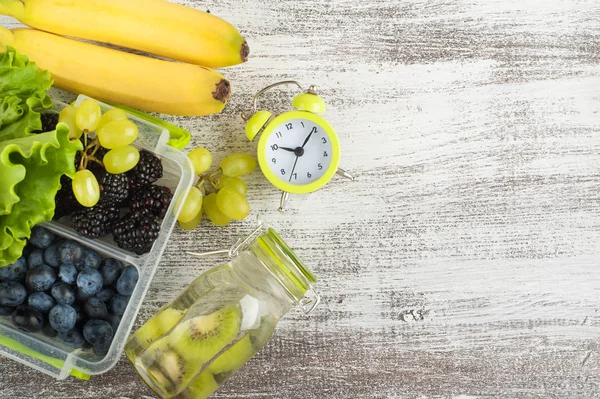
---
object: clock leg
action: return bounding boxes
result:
[336,167,356,181]
[278,191,290,212]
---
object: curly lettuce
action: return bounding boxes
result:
[0,124,81,266]
[0,46,53,141]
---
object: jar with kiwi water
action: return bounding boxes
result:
[125,222,320,399]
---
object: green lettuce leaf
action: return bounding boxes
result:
[0,123,81,266]
[0,46,53,142]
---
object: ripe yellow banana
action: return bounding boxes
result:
[0,0,249,68]
[0,27,231,116]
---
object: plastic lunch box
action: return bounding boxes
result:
[0,95,195,380]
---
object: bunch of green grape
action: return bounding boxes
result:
[60,99,140,207]
[178,149,257,229]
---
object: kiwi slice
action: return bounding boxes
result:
[208,334,255,375]
[140,339,201,397]
[133,308,187,349]
[168,306,241,365]
[179,371,219,399]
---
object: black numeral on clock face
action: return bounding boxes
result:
[271,144,279,151]
[318,163,323,170]
[324,151,328,157]
[322,137,327,144]
[280,169,286,175]
[286,123,293,130]
[307,172,312,178]
[272,158,276,164]
[276,132,282,138]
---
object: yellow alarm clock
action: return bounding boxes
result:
[242,81,355,211]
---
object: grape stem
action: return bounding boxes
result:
[195,178,206,193]
[196,173,221,194]
[78,133,104,170]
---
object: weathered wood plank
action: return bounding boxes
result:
[0,0,599,397]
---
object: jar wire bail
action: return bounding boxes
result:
[186,216,320,314]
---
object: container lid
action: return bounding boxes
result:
[257,228,316,295]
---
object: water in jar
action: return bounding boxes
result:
[124,264,281,399]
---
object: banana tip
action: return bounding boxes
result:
[213,79,231,103]
[241,41,250,62]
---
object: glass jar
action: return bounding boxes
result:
[125,223,319,399]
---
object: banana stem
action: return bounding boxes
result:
[0,0,24,19]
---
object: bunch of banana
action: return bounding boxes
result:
[0,0,249,116]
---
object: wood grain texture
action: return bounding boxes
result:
[1,0,600,397]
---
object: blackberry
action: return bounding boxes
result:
[129,185,173,219]
[126,150,163,188]
[72,205,120,239]
[54,175,81,220]
[98,172,130,206]
[32,113,59,133]
[113,212,161,255]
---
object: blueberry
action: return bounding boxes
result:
[29,226,55,249]
[42,323,58,338]
[0,306,14,316]
[109,295,129,316]
[0,257,28,282]
[26,265,57,292]
[58,264,78,285]
[95,287,116,304]
[99,259,122,286]
[116,266,138,296]
[12,306,44,333]
[72,303,84,326]
[104,313,120,332]
[28,292,55,314]
[51,282,76,306]
[93,343,111,357]
[59,328,85,348]
[27,249,45,269]
[75,288,93,304]
[83,319,114,348]
[77,268,103,296]
[49,304,77,332]
[59,240,84,266]
[83,297,108,319]
[44,243,62,268]
[81,248,101,269]
[0,282,27,307]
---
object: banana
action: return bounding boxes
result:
[0,28,231,116]
[0,0,249,68]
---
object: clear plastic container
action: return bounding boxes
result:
[125,223,320,399]
[0,95,195,379]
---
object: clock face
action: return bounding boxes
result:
[264,118,334,186]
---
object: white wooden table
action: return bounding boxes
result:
[1,0,599,397]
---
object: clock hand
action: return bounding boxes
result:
[279,147,296,152]
[289,156,299,182]
[301,128,315,148]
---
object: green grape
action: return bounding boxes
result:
[179,206,203,230]
[220,154,256,177]
[72,169,100,208]
[97,120,139,149]
[203,193,231,226]
[188,147,212,175]
[104,146,140,174]
[177,187,203,223]
[58,105,83,140]
[216,187,249,220]
[214,175,247,195]
[97,108,128,130]
[75,99,102,132]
